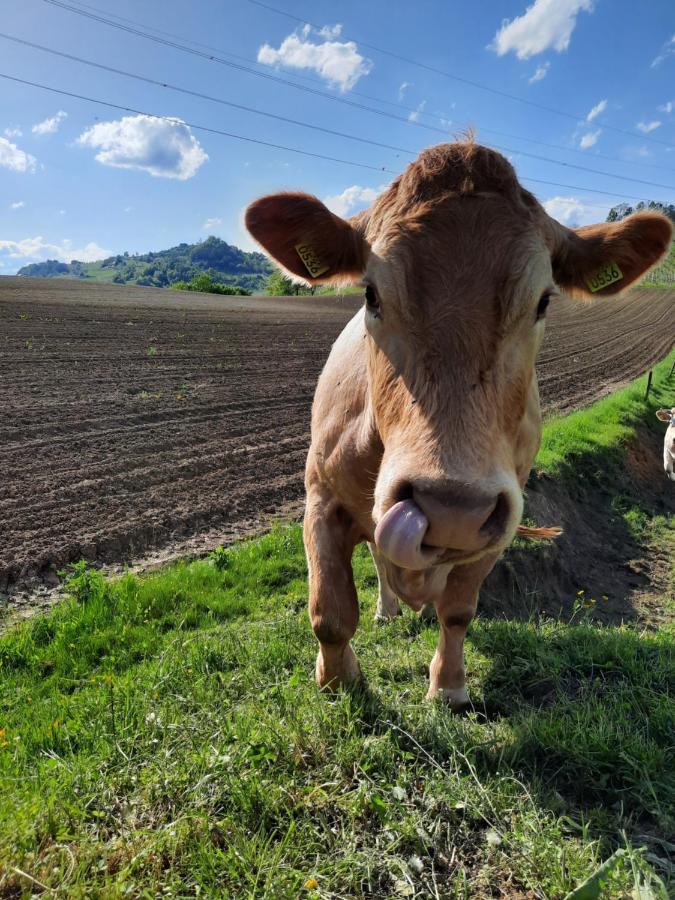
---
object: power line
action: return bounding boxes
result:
[42,0,675,171]
[47,0,446,124]
[0,72,396,173]
[41,0,462,137]
[0,71,657,203]
[7,32,675,195]
[0,33,417,158]
[44,0,675,174]
[248,0,675,150]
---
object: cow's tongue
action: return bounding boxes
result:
[375,500,433,570]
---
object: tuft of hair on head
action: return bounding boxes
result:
[516,524,563,540]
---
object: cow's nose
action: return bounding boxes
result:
[411,482,510,552]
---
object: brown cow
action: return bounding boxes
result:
[246,141,672,709]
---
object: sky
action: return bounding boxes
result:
[1,0,674,273]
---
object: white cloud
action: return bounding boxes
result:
[203,217,223,230]
[77,115,208,180]
[323,185,379,218]
[528,62,550,82]
[317,24,342,39]
[658,100,673,114]
[398,81,413,100]
[0,236,111,263]
[636,120,661,133]
[586,99,607,122]
[491,0,593,59]
[257,26,373,91]
[543,196,608,226]
[408,100,427,123]
[4,126,22,138]
[651,34,675,68]
[579,129,601,149]
[0,137,37,173]
[32,111,68,136]
[10,201,25,210]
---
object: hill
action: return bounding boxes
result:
[16,236,274,292]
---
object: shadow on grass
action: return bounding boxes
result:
[341,616,674,859]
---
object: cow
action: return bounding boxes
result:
[656,408,675,480]
[246,140,673,710]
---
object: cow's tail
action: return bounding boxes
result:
[516,524,563,540]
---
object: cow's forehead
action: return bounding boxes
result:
[365,197,552,311]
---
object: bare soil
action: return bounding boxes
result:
[1,278,673,616]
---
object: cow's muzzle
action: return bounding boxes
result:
[374,481,516,569]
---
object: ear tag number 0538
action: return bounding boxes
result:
[587,262,622,293]
[295,243,330,278]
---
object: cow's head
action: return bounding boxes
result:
[657,408,675,458]
[247,142,672,569]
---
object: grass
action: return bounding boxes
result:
[1,360,674,897]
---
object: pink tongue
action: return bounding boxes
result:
[374,500,431,570]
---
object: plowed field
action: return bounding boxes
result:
[1,278,673,598]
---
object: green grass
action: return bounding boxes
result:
[1,360,674,897]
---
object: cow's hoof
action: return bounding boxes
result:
[315,645,361,691]
[374,606,402,624]
[426,685,471,713]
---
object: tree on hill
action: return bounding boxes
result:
[16,236,274,292]
[266,268,314,296]
[607,200,675,223]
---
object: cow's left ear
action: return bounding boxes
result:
[549,212,672,298]
[245,191,370,284]
[656,409,673,422]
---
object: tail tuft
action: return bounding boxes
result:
[516,524,563,540]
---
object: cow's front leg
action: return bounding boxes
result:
[368,542,401,622]
[427,554,499,710]
[305,489,361,690]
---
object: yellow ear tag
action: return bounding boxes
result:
[295,243,330,278]
[587,262,623,293]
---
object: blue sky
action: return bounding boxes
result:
[1,0,674,273]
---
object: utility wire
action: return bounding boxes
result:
[0,71,657,203]
[0,72,395,173]
[248,0,675,150]
[6,32,675,195]
[44,0,446,123]
[42,0,675,167]
[42,0,675,174]
[0,34,417,158]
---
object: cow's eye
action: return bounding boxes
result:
[536,292,551,321]
[365,284,380,315]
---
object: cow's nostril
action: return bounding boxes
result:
[480,492,509,539]
[393,481,415,504]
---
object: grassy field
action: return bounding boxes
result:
[0,357,673,898]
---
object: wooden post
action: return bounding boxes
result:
[644,370,653,400]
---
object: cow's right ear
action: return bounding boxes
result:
[656,409,673,422]
[245,192,370,284]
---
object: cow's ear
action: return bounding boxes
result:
[245,192,370,284]
[549,212,672,298]
[656,409,673,422]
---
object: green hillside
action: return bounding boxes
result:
[17,236,274,293]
